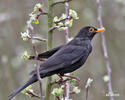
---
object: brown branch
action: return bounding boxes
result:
[49,16,72,32]
[41,12,48,15]
[28,25,44,100]
[49,25,66,32]
[27,90,40,98]
[64,1,70,100]
[85,78,93,100]
[32,36,47,42]
[51,78,71,85]
[54,16,72,24]
[49,26,57,32]
[36,12,48,19]
[85,87,89,100]
[56,96,61,100]
[52,0,72,7]
[96,0,114,100]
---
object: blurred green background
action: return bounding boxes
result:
[0,0,125,100]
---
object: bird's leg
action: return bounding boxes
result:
[63,74,80,85]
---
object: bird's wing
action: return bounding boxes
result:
[30,45,90,75]
[29,45,64,60]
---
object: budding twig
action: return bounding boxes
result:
[54,16,72,24]
[31,36,47,42]
[96,0,114,100]
[26,89,40,98]
[49,25,65,32]
[27,8,44,99]
[64,1,70,100]
[29,28,44,100]
[85,78,93,100]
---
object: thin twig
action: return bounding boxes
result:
[54,16,72,24]
[85,87,89,100]
[85,78,93,100]
[41,12,48,15]
[36,12,48,19]
[32,36,47,42]
[29,25,43,100]
[49,16,72,32]
[52,0,72,7]
[64,1,70,100]
[56,96,61,100]
[27,90,40,98]
[49,25,65,32]
[49,26,58,32]
[96,0,114,100]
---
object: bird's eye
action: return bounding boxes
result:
[89,28,95,33]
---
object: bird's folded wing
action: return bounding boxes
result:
[29,45,64,60]
[30,45,89,75]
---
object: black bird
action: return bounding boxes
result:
[9,26,105,99]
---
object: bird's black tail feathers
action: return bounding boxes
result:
[9,76,37,100]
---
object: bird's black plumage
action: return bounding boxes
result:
[9,26,105,100]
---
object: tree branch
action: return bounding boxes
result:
[85,78,93,100]
[54,16,72,24]
[49,25,65,32]
[48,16,72,32]
[29,27,44,100]
[64,1,70,100]
[32,36,47,42]
[45,0,54,100]
[96,0,114,100]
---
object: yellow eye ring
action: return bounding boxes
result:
[89,28,95,33]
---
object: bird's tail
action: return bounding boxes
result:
[9,76,37,100]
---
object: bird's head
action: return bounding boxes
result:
[77,26,105,40]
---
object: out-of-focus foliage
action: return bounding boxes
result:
[0,0,125,100]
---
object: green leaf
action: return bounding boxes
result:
[71,73,75,76]
[58,22,63,26]
[60,13,67,20]
[58,27,68,31]
[34,3,43,12]
[33,19,39,24]
[69,9,79,20]
[21,85,32,94]
[65,19,73,27]
[51,88,63,96]
[53,16,59,22]
[73,87,80,94]
[70,79,77,86]
[58,88,63,95]
[22,51,30,60]
[21,31,30,41]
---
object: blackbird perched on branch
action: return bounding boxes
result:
[9,26,105,100]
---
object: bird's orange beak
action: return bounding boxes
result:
[96,27,105,33]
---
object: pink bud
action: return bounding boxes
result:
[39,8,42,12]
[35,15,39,19]
[69,14,72,17]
